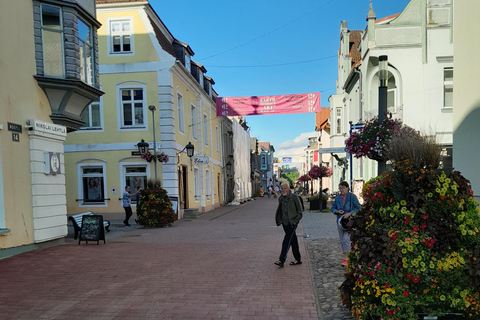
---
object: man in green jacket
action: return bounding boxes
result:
[274,182,303,268]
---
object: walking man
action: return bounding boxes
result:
[274,182,303,267]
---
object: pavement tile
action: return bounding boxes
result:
[0,196,355,320]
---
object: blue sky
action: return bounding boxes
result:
[150,0,411,165]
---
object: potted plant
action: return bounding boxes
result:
[308,165,333,210]
[340,127,480,319]
[136,180,176,227]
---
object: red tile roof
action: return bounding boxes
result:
[315,108,330,131]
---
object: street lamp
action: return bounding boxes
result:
[149,105,158,181]
[378,55,388,174]
[176,142,195,164]
[137,139,149,154]
[185,142,194,158]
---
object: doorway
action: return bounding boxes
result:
[178,165,188,209]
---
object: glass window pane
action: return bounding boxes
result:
[123,35,131,51]
[78,20,90,42]
[444,68,453,81]
[113,36,121,52]
[91,104,101,127]
[123,104,132,125]
[112,22,120,33]
[122,22,130,32]
[43,30,63,76]
[122,90,131,100]
[80,107,89,126]
[133,89,142,100]
[84,177,103,201]
[444,86,453,107]
[83,167,102,174]
[42,5,61,29]
[126,167,146,173]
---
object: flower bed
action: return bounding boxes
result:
[340,159,480,319]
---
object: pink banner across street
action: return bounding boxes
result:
[216,92,321,117]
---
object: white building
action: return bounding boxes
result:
[330,0,453,188]
[453,0,480,201]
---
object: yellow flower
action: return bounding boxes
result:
[402,249,407,254]
[436,188,441,193]
[427,192,433,197]
[390,213,395,218]
[400,200,407,206]
[445,178,451,183]
[462,230,467,236]
[440,295,446,301]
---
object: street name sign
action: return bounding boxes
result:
[318,147,347,154]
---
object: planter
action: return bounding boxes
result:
[309,198,321,211]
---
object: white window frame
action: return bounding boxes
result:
[191,104,197,140]
[107,17,134,56]
[117,84,147,131]
[120,163,149,205]
[216,126,219,153]
[41,4,65,77]
[199,73,204,88]
[203,113,208,145]
[177,93,185,133]
[206,168,211,201]
[443,67,453,108]
[77,163,107,207]
[194,167,199,202]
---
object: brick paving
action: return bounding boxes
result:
[0,197,326,320]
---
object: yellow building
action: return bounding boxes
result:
[64,0,225,220]
[0,0,102,255]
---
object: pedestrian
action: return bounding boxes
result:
[122,185,139,227]
[268,185,272,198]
[274,185,280,199]
[331,181,361,266]
[274,182,303,268]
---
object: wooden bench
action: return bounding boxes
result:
[68,212,110,239]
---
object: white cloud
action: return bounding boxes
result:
[275,131,316,167]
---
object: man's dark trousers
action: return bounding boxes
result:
[279,223,301,263]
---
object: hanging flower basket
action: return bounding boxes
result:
[345,116,403,162]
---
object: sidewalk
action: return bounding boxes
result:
[1,197,322,320]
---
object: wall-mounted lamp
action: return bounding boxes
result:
[177,142,195,164]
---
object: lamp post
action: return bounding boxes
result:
[148,105,157,181]
[378,55,388,174]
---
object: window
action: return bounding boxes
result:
[80,100,102,130]
[120,88,145,128]
[109,19,132,54]
[199,73,204,88]
[203,114,208,145]
[78,19,94,85]
[336,108,342,134]
[177,93,184,133]
[41,4,64,76]
[206,169,211,201]
[191,105,197,139]
[185,54,191,72]
[123,166,147,204]
[80,166,105,204]
[444,67,453,108]
[194,168,199,201]
[216,126,219,153]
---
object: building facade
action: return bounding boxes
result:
[330,0,454,189]
[64,0,225,220]
[0,0,102,254]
